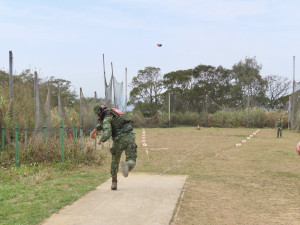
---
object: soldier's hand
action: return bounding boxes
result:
[97,140,101,145]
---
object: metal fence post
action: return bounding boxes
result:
[15,124,19,167]
[80,126,83,152]
[60,121,64,162]
[1,126,4,152]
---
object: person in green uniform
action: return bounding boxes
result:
[276,118,283,138]
[91,104,137,190]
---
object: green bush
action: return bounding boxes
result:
[129,108,288,128]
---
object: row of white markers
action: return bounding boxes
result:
[236,129,261,147]
[141,129,149,157]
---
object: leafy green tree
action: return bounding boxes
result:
[231,57,268,108]
[163,69,194,112]
[0,70,9,85]
[129,67,163,117]
[162,65,234,113]
[192,65,233,112]
[47,78,77,108]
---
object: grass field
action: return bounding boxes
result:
[134,127,300,225]
[1,127,300,225]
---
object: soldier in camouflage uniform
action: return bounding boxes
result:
[276,118,283,138]
[91,104,137,190]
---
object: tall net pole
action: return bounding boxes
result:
[103,54,106,82]
[33,72,40,135]
[79,87,82,125]
[205,94,208,127]
[58,86,63,120]
[102,54,113,107]
[9,51,13,121]
[291,56,295,129]
[125,67,127,113]
[45,82,52,129]
[111,62,115,107]
[94,91,97,124]
[169,93,171,127]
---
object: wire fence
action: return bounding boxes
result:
[0,122,111,167]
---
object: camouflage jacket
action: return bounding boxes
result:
[276,120,283,128]
[95,114,133,142]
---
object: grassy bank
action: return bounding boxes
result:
[0,153,111,225]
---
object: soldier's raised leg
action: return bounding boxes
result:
[122,132,137,177]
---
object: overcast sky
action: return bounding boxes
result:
[1,0,299,98]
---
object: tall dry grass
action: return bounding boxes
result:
[0,136,103,168]
[130,108,288,128]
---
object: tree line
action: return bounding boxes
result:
[129,57,291,117]
[0,56,291,128]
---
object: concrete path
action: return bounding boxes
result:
[42,173,187,225]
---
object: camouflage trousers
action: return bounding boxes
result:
[110,131,137,177]
[277,127,282,138]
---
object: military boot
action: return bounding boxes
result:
[127,160,136,172]
[111,176,117,190]
[121,161,129,177]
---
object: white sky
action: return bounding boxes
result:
[0,0,299,98]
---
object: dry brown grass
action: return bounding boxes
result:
[132,127,300,225]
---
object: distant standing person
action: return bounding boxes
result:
[276,118,283,138]
[90,104,137,191]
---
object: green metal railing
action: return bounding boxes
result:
[80,126,83,152]
[0,122,105,167]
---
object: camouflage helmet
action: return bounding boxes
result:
[94,104,107,115]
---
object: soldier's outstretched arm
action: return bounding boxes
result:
[90,129,98,139]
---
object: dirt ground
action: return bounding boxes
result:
[132,127,300,225]
[43,127,300,225]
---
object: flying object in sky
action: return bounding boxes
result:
[157,44,162,47]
